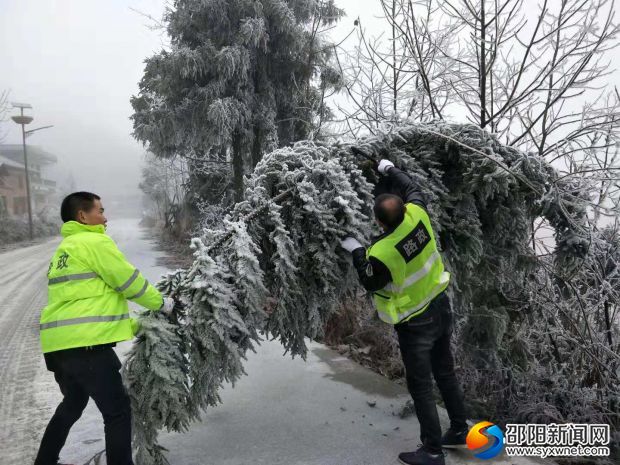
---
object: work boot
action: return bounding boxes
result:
[398,444,445,465]
[441,426,469,449]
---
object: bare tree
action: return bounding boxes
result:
[333,0,620,221]
[333,1,463,135]
[139,153,191,229]
[0,90,10,143]
[437,0,619,155]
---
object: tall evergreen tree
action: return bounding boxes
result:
[131,0,344,203]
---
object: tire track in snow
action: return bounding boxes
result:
[0,240,59,465]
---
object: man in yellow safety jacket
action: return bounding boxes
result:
[34,192,174,465]
[340,160,469,465]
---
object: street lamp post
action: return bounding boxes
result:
[10,102,53,240]
[11,103,35,239]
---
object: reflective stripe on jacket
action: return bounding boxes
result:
[40,221,164,353]
[366,203,450,324]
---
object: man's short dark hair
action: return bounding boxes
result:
[374,194,405,229]
[60,192,100,222]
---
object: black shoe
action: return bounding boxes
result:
[441,426,469,449]
[398,445,445,465]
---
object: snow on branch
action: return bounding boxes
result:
[124,121,589,464]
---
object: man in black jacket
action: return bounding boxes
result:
[340,159,469,465]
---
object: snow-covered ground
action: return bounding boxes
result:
[0,218,550,465]
[0,235,59,465]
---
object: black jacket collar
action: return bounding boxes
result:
[370,223,400,246]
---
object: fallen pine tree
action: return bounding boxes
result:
[123,121,591,464]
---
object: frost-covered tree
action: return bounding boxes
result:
[131,0,344,203]
[124,121,593,464]
[335,0,620,226]
[139,153,189,231]
[505,223,620,421]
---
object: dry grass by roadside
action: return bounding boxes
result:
[0,234,59,254]
[141,219,195,269]
[0,216,60,249]
[323,293,406,382]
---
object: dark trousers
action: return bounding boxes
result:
[34,346,134,465]
[394,291,468,454]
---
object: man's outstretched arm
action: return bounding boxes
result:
[84,235,164,311]
[386,166,428,209]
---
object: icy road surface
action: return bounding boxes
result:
[0,219,549,465]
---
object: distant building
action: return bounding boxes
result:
[0,145,58,217]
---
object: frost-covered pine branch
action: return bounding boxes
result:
[124,121,590,464]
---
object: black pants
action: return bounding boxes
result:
[394,291,468,454]
[34,345,134,465]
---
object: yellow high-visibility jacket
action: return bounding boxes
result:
[40,221,163,353]
[366,203,450,324]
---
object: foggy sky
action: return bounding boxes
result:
[1,0,617,217]
[0,0,169,210]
